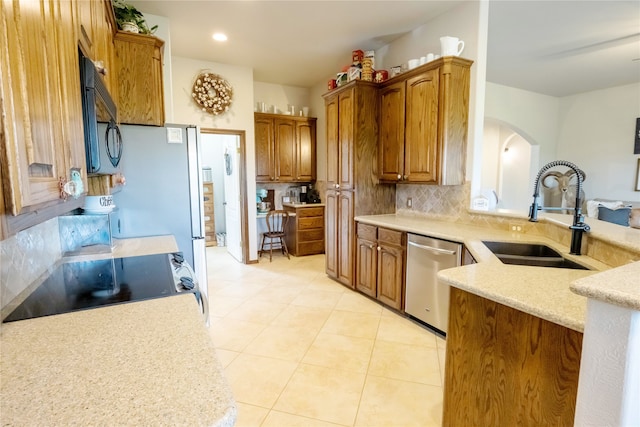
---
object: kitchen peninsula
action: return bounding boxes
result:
[355,211,640,425]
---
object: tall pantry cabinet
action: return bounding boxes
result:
[323,81,396,288]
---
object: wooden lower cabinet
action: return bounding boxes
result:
[284,205,324,256]
[355,223,405,310]
[443,288,582,427]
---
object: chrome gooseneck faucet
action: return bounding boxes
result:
[528,160,590,255]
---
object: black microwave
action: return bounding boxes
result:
[79,54,122,175]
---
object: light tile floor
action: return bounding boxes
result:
[206,247,446,427]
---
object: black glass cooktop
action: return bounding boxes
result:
[3,253,179,323]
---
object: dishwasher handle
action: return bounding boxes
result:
[408,240,458,256]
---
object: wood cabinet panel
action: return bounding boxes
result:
[0,0,86,219]
[355,236,377,298]
[274,119,296,181]
[325,95,339,188]
[378,82,405,181]
[296,120,316,181]
[255,113,316,183]
[255,117,275,182]
[325,191,338,278]
[355,222,405,310]
[323,81,396,288]
[405,69,439,183]
[337,89,354,190]
[443,288,582,427]
[297,206,324,217]
[336,191,354,286]
[114,31,165,126]
[283,205,324,256]
[377,243,404,310]
[298,216,323,230]
[378,57,472,185]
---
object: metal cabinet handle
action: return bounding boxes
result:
[397,174,401,180]
[408,241,457,255]
[335,184,340,189]
[377,246,381,251]
[369,244,374,249]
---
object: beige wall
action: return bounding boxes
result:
[170,56,260,260]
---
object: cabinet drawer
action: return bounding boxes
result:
[297,207,324,218]
[203,204,214,215]
[298,241,325,255]
[357,223,377,241]
[299,229,324,242]
[202,183,213,193]
[299,217,324,230]
[378,227,404,246]
[205,223,215,233]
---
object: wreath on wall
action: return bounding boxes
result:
[191,71,233,116]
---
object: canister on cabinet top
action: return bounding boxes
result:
[328,79,337,90]
[352,49,364,65]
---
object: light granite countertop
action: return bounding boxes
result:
[0,235,236,427]
[355,214,626,332]
[282,202,326,208]
[1,294,236,426]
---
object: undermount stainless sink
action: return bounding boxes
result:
[482,241,590,270]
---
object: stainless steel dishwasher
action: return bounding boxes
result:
[405,234,462,335]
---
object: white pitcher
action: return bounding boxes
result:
[440,36,465,56]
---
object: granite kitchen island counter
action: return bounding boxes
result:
[355,213,625,332]
[1,294,236,426]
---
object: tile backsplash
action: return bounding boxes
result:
[396,182,471,221]
[0,217,62,310]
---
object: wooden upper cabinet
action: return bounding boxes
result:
[0,0,85,218]
[379,82,405,181]
[405,69,440,183]
[337,88,354,190]
[274,119,296,181]
[378,57,472,185]
[77,0,117,96]
[295,120,316,182]
[255,116,275,182]
[254,113,316,183]
[325,87,355,190]
[325,95,339,188]
[114,31,165,126]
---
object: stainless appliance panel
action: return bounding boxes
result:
[405,234,462,334]
[111,124,208,300]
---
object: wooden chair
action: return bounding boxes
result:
[260,210,290,261]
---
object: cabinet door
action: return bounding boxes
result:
[1,0,69,214]
[255,117,275,182]
[295,119,316,181]
[114,32,165,126]
[55,0,87,184]
[356,236,377,298]
[325,94,339,188]
[274,118,296,182]
[404,69,440,183]
[338,88,354,190]
[325,190,338,279]
[377,243,405,310]
[336,190,354,287]
[378,82,405,182]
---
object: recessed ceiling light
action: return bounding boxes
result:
[212,33,227,42]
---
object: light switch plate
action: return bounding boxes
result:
[166,127,183,144]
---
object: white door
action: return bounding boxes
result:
[223,136,243,262]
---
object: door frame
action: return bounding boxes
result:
[200,128,249,264]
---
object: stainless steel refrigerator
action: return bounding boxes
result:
[110,124,208,298]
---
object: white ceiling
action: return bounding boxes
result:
[130,0,640,97]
